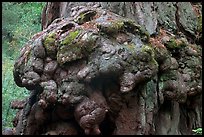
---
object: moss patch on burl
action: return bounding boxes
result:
[57,29,82,65]
[141,45,155,59]
[75,10,97,25]
[57,29,99,65]
[135,44,155,62]
[60,29,81,46]
[97,20,124,35]
[97,19,149,42]
[43,32,57,59]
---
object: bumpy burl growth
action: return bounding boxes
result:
[11,5,202,135]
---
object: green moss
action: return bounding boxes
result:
[98,19,149,42]
[98,20,125,35]
[59,43,81,55]
[126,44,156,63]
[139,28,150,42]
[60,29,81,46]
[57,42,84,65]
[123,20,150,42]
[57,30,99,65]
[141,45,155,59]
[165,38,187,49]
[43,32,57,56]
[124,19,141,31]
[76,13,85,24]
[57,29,83,65]
[44,32,56,46]
[75,10,96,24]
[153,46,170,63]
[112,20,124,32]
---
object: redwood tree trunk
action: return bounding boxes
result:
[6,2,202,135]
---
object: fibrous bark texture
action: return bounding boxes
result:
[5,2,202,135]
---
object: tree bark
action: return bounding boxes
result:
[6,2,202,135]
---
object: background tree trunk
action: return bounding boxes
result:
[7,2,202,135]
[42,2,200,40]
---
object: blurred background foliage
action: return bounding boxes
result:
[2,2,45,129]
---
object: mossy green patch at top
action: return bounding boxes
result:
[57,29,83,65]
[59,42,82,55]
[141,45,155,59]
[57,43,84,65]
[43,32,58,58]
[112,20,125,32]
[75,12,85,24]
[75,10,97,25]
[60,29,81,46]
[97,18,149,42]
[97,20,125,35]
[57,30,99,65]
[44,32,56,46]
[139,45,158,68]
[43,32,56,51]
